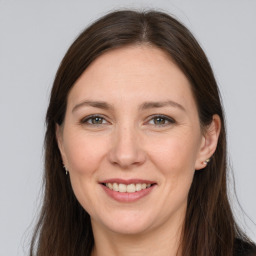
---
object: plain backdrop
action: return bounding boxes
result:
[0,0,255,255]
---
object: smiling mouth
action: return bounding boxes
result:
[102,183,155,193]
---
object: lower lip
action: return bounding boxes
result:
[101,184,155,202]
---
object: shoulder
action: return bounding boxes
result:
[234,238,256,256]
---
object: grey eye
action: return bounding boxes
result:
[148,115,175,126]
[81,115,108,125]
[153,117,167,125]
[90,117,104,124]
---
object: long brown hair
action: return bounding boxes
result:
[30,10,252,256]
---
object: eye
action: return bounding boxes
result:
[81,115,108,126]
[147,115,175,127]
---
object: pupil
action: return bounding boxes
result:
[92,117,102,124]
[155,117,165,124]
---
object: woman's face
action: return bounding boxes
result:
[57,45,211,235]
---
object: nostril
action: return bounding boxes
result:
[108,148,147,169]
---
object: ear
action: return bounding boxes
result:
[195,114,221,170]
[56,124,68,167]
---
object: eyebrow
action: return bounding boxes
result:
[72,100,185,113]
[72,101,114,113]
[139,100,185,112]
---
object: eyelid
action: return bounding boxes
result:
[79,114,175,127]
[146,114,176,126]
[80,114,110,125]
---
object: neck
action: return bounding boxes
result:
[91,216,184,256]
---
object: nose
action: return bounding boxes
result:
[107,125,146,169]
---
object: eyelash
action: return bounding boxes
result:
[80,114,175,127]
[80,114,108,126]
[147,115,175,127]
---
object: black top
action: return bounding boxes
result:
[234,239,256,256]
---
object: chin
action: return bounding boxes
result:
[93,210,156,235]
[106,222,151,235]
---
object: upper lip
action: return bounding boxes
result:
[100,178,156,185]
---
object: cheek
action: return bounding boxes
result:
[148,132,200,201]
[63,131,109,174]
[141,134,198,223]
[63,132,110,215]
[149,132,200,175]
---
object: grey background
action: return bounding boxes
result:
[0,0,255,255]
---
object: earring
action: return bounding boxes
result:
[63,165,68,175]
[203,158,211,165]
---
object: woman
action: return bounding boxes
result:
[30,10,256,256]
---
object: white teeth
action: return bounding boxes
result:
[113,183,119,192]
[135,183,142,191]
[105,182,152,193]
[119,184,127,193]
[127,184,136,193]
[107,183,113,190]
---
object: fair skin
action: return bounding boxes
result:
[57,45,221,256]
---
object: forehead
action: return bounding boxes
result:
[68,45,196,112]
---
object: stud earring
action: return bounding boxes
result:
[203,158,211,165]
[63,165,68,175]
